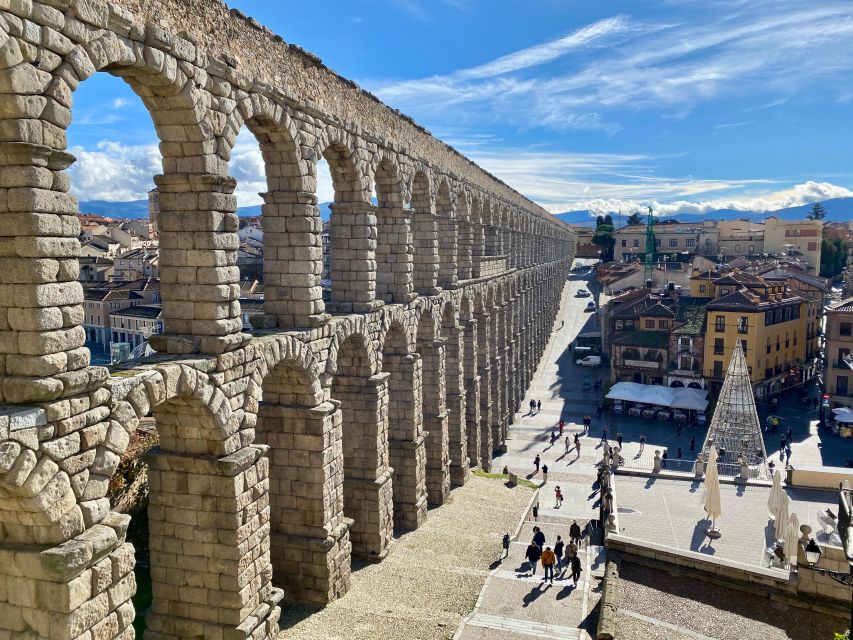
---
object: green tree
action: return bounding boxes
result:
[808,202,827,220]
[592,213,616,261]
[820,236,849,278]
[626,212,643,225]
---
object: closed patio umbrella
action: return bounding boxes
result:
[785,512,800,569]
[774,492,790,543]
[705,447,722,536]
[767,469,784,519]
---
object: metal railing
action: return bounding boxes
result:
[615,456,771,481]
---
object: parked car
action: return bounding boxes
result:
[576,288,591,297]
[576,355,602,367]
[585,301,597,311]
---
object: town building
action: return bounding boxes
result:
[571,226,598,258]
[714,220,765,259]
[109,305,163,350]
[702,273,812,398]
[825,298,853,410]
[613,220,711,262]
[113,248,159,280]
[763,216,822,273]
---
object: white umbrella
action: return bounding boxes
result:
[774,492,790,543]
[785,512,800,569]
[704,447,722,535]
[767,469,784,519]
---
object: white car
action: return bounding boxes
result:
[585,301,597,311]
[576,355,602,367]
[575,288,591,297]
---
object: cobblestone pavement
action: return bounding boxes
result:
[456,273,608,640]
[617,562,846,640]
[277,474,534,640]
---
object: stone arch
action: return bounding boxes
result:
[331,332,393,557]
[441,299,468,486]
[415,304,449,505]
[410,169,440,294]
[456,189,474,280]
[670,380,685,387]
[373,154,414,303]
[435,178,458,288]
[381,320,427,530]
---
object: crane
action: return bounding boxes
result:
[644,205,655,286]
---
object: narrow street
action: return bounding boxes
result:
[455,264,608,640]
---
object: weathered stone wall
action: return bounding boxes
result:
[0,1,574,638]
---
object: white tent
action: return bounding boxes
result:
[705,447,722,534]
[606,382,647,403]
[833,407,853,424]
[670,388,709,411]
[606,382,708,412]
[774,492,790,543]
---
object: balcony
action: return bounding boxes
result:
[623,359,660,370]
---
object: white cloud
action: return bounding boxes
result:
[68,140,161,201]
[111,97,129,109]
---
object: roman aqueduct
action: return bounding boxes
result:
[0,1,575,638]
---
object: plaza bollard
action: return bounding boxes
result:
[694,452,706,479]
[653,450,662,474]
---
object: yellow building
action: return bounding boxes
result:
[763,216,822,273]
[703,275,808,399]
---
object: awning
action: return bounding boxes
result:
[833,407,853,423]
[607,381,708,412]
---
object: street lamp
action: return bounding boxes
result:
[803,538,853,632]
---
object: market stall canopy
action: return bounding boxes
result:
[606,382,708,412]
[833,407,853,423]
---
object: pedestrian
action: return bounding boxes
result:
[662,450,668,469]
[677,447,683,459]
[501,533,510,559]
[616,433,623,448]
[532,503,539,521]
[555,485,563,507]
[550,429,557,444]
[525,541,541,575]
[601,427,608,444]
[786,446,792,464]
[542,464,549,484]
[537,400,542,413]
[568,539,578,560]
[503,465,509,475]
[596,404,603,419]
[534,454,541,473]
[569,520,582,545]
[780,436,786,452]
[533,525,545,549]
[559,419,564,436]
[575,439,581,457]
[639,434,646,453]
[529,399,535,413]
[555,535,565,571]
[571,554,583,586]
[690,436,696,453]
[565,436,571,455]
[541,546,556,583]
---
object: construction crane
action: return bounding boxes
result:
[644,205,655,286]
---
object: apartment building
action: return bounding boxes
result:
[764,216,822,273]
[826,299,853,410]
[109,305,163,349]
[614,220,708,262]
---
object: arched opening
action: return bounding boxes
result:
[374,159,414,303]
[382,322,427,530]
[323,141,378,313]
[436,180,457,288]
[670,380,685,388]
[457,193,473,280]
[331,334,394,557]
[411,171,439,295]
[417,309,450,505]
[460,295,481,469]
[489,286,506,452]
[470,198,485,278]
[442,302,468,486]
[688,382,703,389]
[475,289,494,469]
[256,354,350,603]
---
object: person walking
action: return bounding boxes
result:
[662,449,668,469]
[525,541,541,575]
[542,464,549,485]
[555,485,563,508]
[533,526,545,549]
[541,546,556,583]
[616,432,623,448]
[565,436,571,455]
[555,535,565,571]
[501,533,510,559]
[569,520,582,546]
[571,554,583,586]
[532,503,539,521]
[534,454,541,473]
[529,399,535,414]
[567,539,578,562]
[639,434,646,453]
[575,438,582,457]
[537,400,542,413]
[600,426,608,445]
[690,436,696,453]
[559,418,564,436]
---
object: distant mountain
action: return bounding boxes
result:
[79,200,334,221]
[555,197,853,227]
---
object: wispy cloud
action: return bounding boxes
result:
[712,121,754,134]
[387,0,429,21]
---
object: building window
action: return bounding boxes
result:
[713,360,723,377]
[659,320,669,329]
[685,239,695,247]
[842,322,852,337]
[699,285,707,293]
[737,316,748,334]
[633,239,639,247]
[838,376,849,396]
[679,355,692,370]
[714,338,724,355]
[715,316,725,332]
[621,239,627,247]
[655,238,661,247]
[741,339,747,353]
[766,341,771,354]
[615,320,623,330]
[645,319,655,328]
[669,238,678,248]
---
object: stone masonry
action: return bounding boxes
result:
[0,1,575,639]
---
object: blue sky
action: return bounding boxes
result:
[67,0,853,216]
